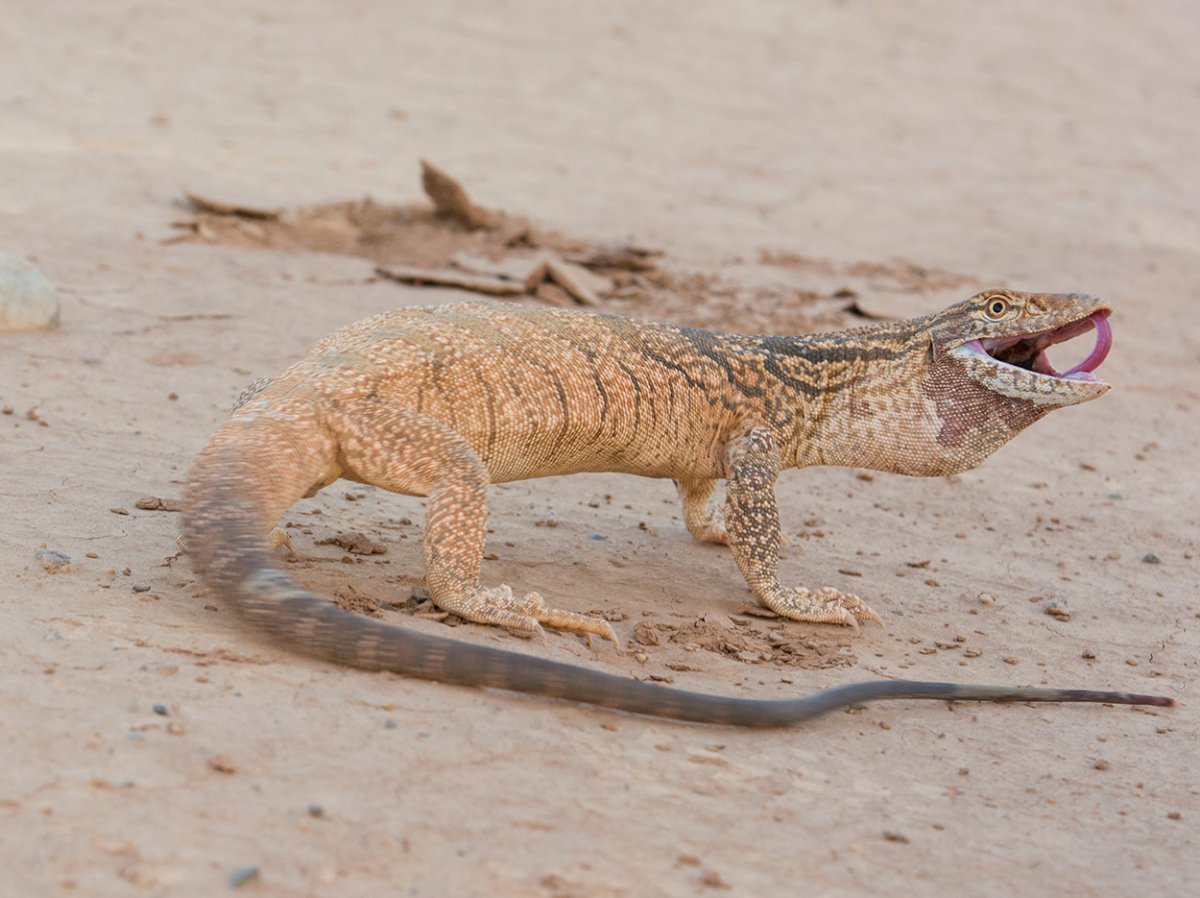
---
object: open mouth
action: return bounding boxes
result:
[965,310,1112,383]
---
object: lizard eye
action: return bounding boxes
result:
[984,297,1009,319]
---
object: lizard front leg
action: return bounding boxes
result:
[723,427,881,628]
[333,403,617,645]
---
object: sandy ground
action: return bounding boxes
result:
[1,2,1198,895]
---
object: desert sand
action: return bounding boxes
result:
[1,2,1196,895]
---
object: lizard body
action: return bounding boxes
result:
[183,291,1175,725]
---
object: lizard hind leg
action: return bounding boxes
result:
[332,403,617,646]
[676,477,790,547]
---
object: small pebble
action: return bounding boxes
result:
[228,866,260,888]
[1094,759,1110,771]
[1044,599,1072,621]
[1081,648,1096,659]
[152,704,169,716]
[35,548,72,573]
[978,593,995,606]
[882,831,910,844]
[208,753,237,774]
[699,869,730,889]
[308,804,324,818]
[1141,553,1161,565]
[132,584,151,593]
[0,251,60,331]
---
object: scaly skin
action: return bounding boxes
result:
[183,290,1175,725]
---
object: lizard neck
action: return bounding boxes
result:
[758,316,1051,476]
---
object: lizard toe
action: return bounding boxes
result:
[439,585,618,646]
[523,598,621,646]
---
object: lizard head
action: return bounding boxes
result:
[932,290,1112,408]
[792,290,1113,476]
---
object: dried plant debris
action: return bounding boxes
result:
[375,265,527,296]
[420,159,495,230]
[183,192,280,220]
[171,162,582,269]
[172,162,977,334]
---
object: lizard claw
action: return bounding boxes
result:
[857,606,885,629]
[817,587,884,628]
[583,623,622,652]
[268,527,295,556]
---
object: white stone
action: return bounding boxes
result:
[0,251,60,331]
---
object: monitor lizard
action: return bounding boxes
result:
[182,290,1175,726]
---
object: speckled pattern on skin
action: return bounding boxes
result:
[182,290,1175,725]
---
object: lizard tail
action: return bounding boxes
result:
[183,417,1176,727]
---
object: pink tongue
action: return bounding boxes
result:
[1063,313,1113,377]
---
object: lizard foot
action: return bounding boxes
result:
[761,586,883,630]
[690,521,730,545]
[438,585,620,647]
